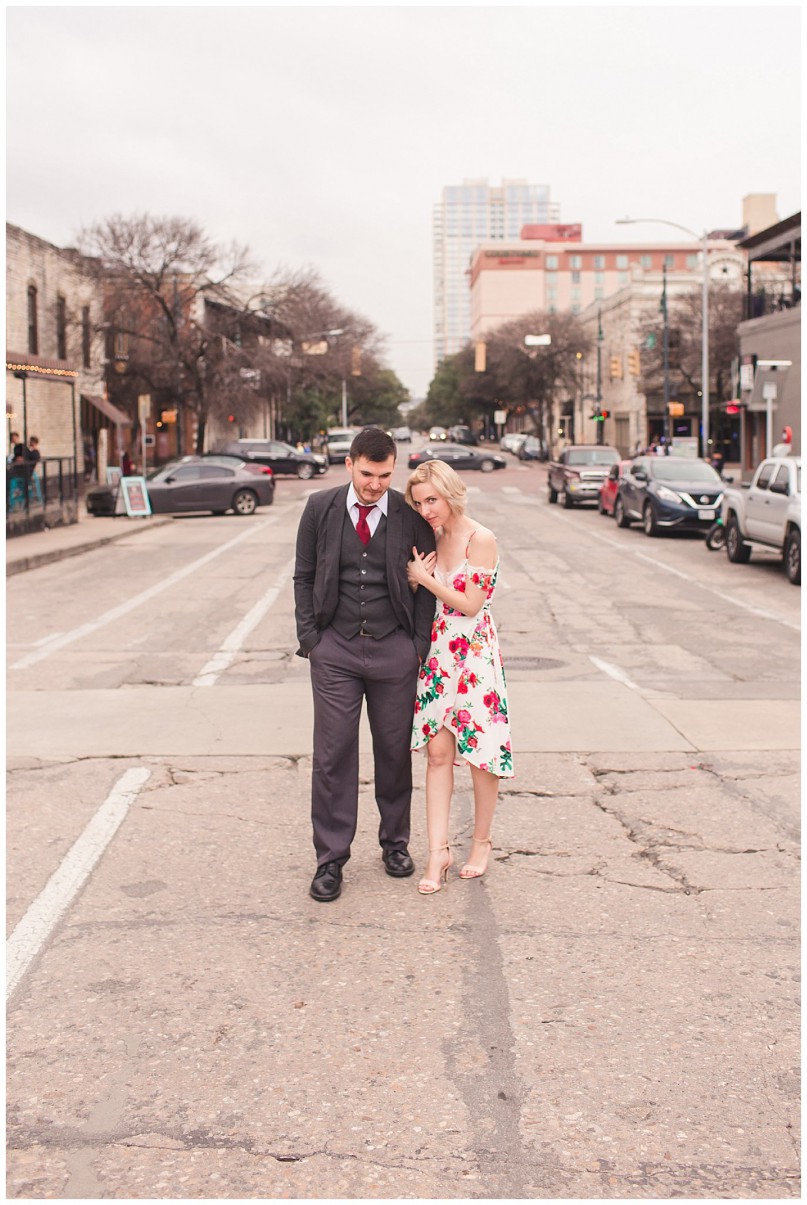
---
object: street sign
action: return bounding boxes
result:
[524,334,551,347]
[137,394,151,422]
[494,409,507,425]
[143,434,156,447]
[120,476,151,518]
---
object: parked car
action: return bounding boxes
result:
[219,439,328,479]
[614,455,725,536]
[408,444,506,472]
[196,453,275,480]
[517,435,548,462]
[429,426,449,441]
[500,432,528,455]
[86,459,275,517]
[548,445,620,507]
[390,426,412,442]
[448,424,478,445]
[598,460,633,516]
[721,456,801,585]
[324,428,361,464]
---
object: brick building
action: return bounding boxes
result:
[5,223,127,483]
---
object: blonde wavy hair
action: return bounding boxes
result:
[405,458,467,517]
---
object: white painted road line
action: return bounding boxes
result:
[545,507,800,635]
[589,655,643,693]
[11,515,281,669]
[6,767,151,1001]
[193,556,295,686]
[501,486,522,494]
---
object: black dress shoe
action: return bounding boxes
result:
[310,861,343,902]
[382,849,415,878]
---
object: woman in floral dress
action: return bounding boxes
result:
[405,460,513,894]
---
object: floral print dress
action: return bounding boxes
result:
[411,554,514,778]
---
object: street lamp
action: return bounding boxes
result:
[617,216,710,458]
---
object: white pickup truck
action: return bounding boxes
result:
[721,456,801,585]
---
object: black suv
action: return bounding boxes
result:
[220,439,328,480]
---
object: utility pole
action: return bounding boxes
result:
[661,264,670,444]
[595,310,604,446]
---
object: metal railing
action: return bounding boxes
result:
[6,457,79,534]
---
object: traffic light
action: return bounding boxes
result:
[351,346,362,376]
[725,402,741,415]
[609,355,623,380]
[600,410,610,420]
[474,341,487,372]
[627,349,641,375]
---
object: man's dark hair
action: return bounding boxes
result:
[349,427,396,462]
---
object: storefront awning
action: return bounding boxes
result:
[83,395,132,425]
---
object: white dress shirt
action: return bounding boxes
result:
[346,484,388,537]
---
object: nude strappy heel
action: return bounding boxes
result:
[417,844,452,894]
[459,836,492,879]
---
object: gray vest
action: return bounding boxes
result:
[330,509,399,639]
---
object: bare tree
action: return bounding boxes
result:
[79,214,256,453]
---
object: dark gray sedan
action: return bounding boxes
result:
[408,444,507,472]
[86,460,274,517]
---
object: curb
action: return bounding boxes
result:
[6,516,174,577]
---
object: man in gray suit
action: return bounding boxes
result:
[294,427,436,902]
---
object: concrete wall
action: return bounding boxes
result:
[738,306,801,462]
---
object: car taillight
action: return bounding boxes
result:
[260,466,272,475]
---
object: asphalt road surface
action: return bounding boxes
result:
[7,455,800,1199]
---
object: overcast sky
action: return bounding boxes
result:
[7,4,801,398]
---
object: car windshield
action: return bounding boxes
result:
[567,449,618,466]
[650,459,721,484]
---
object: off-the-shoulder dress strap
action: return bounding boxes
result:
[464,529,480,558]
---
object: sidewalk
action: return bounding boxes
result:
[6,511,173,576]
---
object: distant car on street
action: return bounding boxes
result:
[517,435,548,462]
[86,459,275,517]
[548,444,620,507]
[448,424,478,445]
[500,432,528,455]
[324,428,362,464]
[614,455,725,536]
[408,444,506,473]
[219,438,328,479]
[390,425,412,443]
[598,460,633,516]
[429,426,449,441]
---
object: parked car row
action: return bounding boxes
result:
[500,431,548,460]
[562,445,801,587]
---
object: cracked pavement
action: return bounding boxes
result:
[6,473,801,1198]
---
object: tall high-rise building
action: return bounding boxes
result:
[433,178,559,365]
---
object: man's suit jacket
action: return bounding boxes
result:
[294,484,437,660]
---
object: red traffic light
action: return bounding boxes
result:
[725,404,740,415]
[228,414,236,422]
[600,410,610,420]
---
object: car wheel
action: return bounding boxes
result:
[548,485,558,504]
[725,515,752,563]
[614,498,630,528]
[562,489,574,509]
[297,462,315,480]
[479,459,495,473]
[643,503,659,536]
[785,528,801,585]
[232,489,257,515]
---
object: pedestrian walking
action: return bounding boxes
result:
[121,451,134,476]
[405,460,513,894]
[293,427,436,903]
[8,431,20,465]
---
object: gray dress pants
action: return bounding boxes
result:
[308,626,421,867]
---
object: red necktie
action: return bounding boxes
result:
[356,504,375,545]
